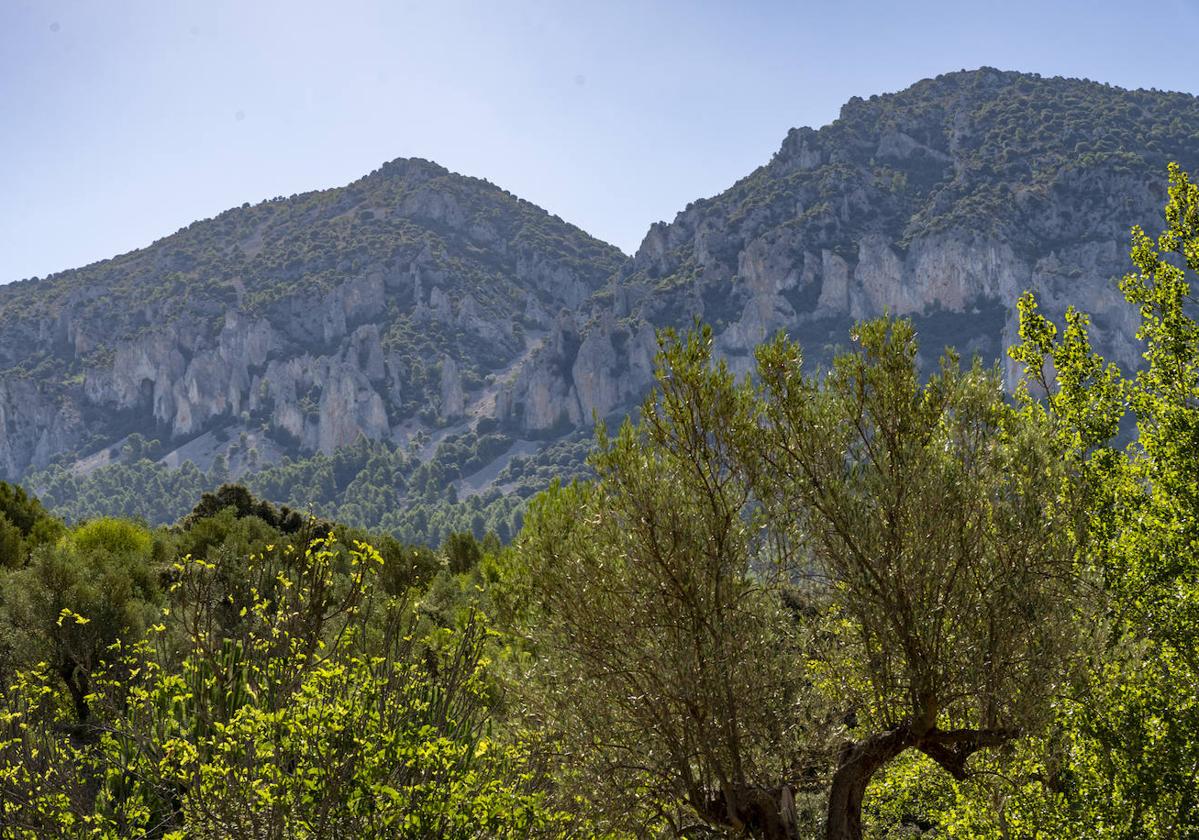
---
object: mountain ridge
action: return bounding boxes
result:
[9,67,1199,541]
[490,66,1199,442]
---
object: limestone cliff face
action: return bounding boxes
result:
[0,379,82,479]
[0,158,624,480]
[496,312,658,431]
[495,69,1199,434]
[6,69,1199,505]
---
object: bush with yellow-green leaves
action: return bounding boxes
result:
[0,533,563,839]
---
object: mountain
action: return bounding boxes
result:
[10,68,1199,541]
[498,68,1199,438]
[0,158,620,491]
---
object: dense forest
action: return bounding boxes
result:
[3,166,1199,839]
[23,428,596,547]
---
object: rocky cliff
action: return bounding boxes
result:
[495,69,1199,436]
[0,158,623,480]
[8,68,1199,537]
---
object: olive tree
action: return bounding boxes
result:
[516,328,828,838]
[748,319,1080,839]
[516,319,1082,840]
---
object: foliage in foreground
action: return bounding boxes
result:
[970,161,1199,838]
[0,498,564,838]
[5,165,1199,840]
[499,165,1199,839]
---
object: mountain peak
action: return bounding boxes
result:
[0,155,625,488]
[367,156,451,184]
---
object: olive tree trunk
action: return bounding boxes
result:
[825,725,1019,840]
[825,728,912,840]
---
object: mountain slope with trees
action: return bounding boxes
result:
[0,157,622,486]
[4,165,1199,838]
[9,68,1199,544]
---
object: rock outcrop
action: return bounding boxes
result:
[5,68,1199,518]
[494,69,1199,433]
[0,158,623,479]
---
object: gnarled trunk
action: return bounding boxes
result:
[695,784,803,840]
[825,725,1019,840]
[825,727,912,840]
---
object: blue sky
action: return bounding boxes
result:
[3,0,1199,284]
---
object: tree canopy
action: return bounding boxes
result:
[513,316,1082,839]
[5,165,1199,839]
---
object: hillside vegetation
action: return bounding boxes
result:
[3,166,1199,838]
[8,70,1199,543]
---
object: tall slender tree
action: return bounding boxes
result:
[1008,163,1199,838]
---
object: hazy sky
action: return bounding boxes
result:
[4,0,1199,284]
